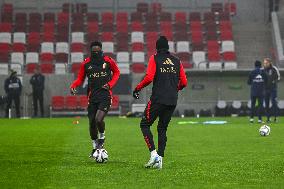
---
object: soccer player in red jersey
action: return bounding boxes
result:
[133,36,188,169]
[70,41,120,158]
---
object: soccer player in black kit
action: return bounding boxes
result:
[70,41,120,158]
[133,36,188,169]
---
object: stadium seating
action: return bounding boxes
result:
[0,1,238,76]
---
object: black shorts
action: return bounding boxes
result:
[87,98,111,118]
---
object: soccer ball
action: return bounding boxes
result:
[259,125,271,136]
[92,149,108,163]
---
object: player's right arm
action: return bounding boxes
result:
[70,59,88,94]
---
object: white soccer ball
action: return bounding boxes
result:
[259,125,271,136]
[92,149,108,163]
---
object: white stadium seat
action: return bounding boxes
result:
[131,32,144,43]
[55,63,66,74]
[0,32,11,43]
[118,63,130,74]
[176,41,189,52]
[13,32,26,44]
[41,42,54,53]
[168,41,175,53]
[56,42,69,54]
[26,52,39,64]
[209,62,222,70]
[117,52,130,63]
[0,64,9,75]
[192,51,206,67]
[71,32,84,43]
[222,40,235,52]
[10,63,22,75]
[71,52,84,63]
[132,52,145,63]
[102,42,114,53]
[11,52,24,65]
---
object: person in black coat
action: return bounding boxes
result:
[247,60,267,123]
[4,70,22,118]
[30,67,45,117]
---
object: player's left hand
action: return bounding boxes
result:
[102,84,110,90]
[132,89,140,99]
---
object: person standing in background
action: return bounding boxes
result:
[263,58,280,122]
[4,70,22,118]
[30,67,45,117]
[248,61,267,123]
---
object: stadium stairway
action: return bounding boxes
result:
[233,22,273,68]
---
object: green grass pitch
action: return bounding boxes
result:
[0,117,284,189]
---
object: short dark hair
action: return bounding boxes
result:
[255,60,262,68]
[90,41,102,49]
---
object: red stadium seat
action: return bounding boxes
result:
[223,51,236,61]
[102,12,113,24]
[58,12,69,25]
[42,32,55,42]
[71,43,85,52]
[131,63,145,73]
[40,53,54,63]
[26,63,38,74]
[1,13,13,23]
[101,23,114,32]
[87,22,99,33]
[174,22,187,33]
[190,21,202,32]
[51,96,65,110]
[62,3,74,13]
[131,21,143,31]
[206,31,218,40]
[116,12,128,24]
[191,31,203,44]
[175,12,186,24]
[40,63,54,74]
[0,43,10,53]
[116,22,128,33]
[12,43,26,52]
[160,21,173,33]
[132,42,144,51]
[71,63,81,74]
[220,30,233,41]
[65,96,78,110]
[220,21,232,32]
[0,52,9,62]
[55,53,68,63]
[43,23,55,33]
[204,12,216,22]
[0,23,12,32]
[101,32,114,42]
[177,52,191,62]
[161,31,173,41]
[207,40,220,52]
[208,51,221,62]
[182,62,193,69]
[78,95,88,110]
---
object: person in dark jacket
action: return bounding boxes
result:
[4,70,22,118]
[263,58,281,122]
[30,67,45,117]
[247,60,267,123]
[133,36,188,169]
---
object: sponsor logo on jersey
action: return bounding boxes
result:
[163,58,174,65]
